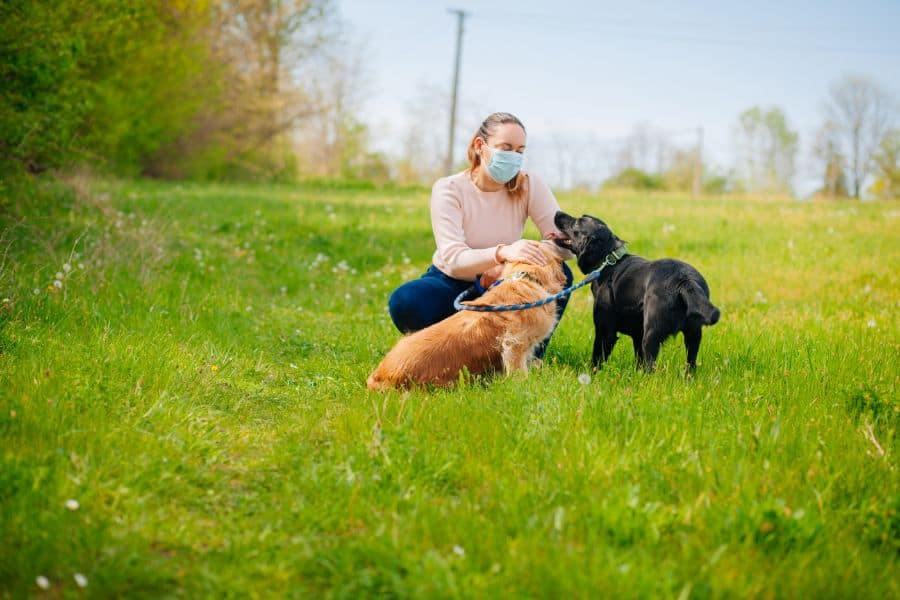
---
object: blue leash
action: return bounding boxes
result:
[453,246,628,312]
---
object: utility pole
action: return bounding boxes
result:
[692,126,704,198]
[446,9,468,175]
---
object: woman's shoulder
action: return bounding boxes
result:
[431,171,472,201]
[523,170,548,189]
[432,171,468,191]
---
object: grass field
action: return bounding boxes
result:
[1,175,898,598]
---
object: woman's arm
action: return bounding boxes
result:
[526,172,563,239]
[430,178,500,279]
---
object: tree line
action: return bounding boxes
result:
[1,0,383,181]
[2,2,897,199]
[604,75,898,199]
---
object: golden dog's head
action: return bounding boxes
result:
[500,240,574,292]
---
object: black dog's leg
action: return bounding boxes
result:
[631,333,644,368]
[641,328,667,372]
[592,330,618,368]
[591,309,618,368]
[684,325,702,373]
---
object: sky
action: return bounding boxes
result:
[337,0,900,194]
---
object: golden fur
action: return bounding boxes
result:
[367,241,573,390]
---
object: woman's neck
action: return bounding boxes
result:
[469,166,504,192]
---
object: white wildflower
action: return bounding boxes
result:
[36,576,50,590]
[55,272,64,280]
[662,223,676,234]
[280,286,287,294]
[78,263,85,270]
[452,545,465,557]
[402,257,411,265]
[74,573,88,587]
[65,498,79,510]
[53,280,63,289]
[577,373,591,385]
[863,285,872,294]
[867,319,876,328]
[34,288,41,295]
[63,263,72,273]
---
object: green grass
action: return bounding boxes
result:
[1,175,897,598]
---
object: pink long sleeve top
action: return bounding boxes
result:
[430,170,562,280]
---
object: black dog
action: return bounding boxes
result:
[553,211,720,372]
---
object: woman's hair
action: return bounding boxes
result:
[466,112,528,201]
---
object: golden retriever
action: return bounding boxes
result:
[367,240,573,390]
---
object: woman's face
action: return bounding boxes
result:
[477,123,526,164]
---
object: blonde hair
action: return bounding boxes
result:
[466,112,528,201]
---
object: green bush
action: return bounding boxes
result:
[1,1,218,176]
[603,167,666,191]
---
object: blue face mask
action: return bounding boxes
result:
[484,146,523,184]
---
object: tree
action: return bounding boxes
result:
[661,148,695,192]
[823,75,897,199]
[166,0,333,180]
[614,122,670,175]
[811,121,849,199]
[733,106,798,195]
[869,129,900,199]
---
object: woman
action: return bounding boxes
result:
[388,112,574,360]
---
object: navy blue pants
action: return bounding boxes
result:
[388,263,574,360]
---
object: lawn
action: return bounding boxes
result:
[1,175,897,598]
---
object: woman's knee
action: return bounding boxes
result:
[389,281,447,333]
[388,284,420,332]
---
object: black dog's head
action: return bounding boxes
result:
[553,211,626,274]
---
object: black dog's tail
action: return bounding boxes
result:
[680,281,720,325]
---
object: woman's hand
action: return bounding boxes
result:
[497,239,548,266]
[479,264,504,289]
